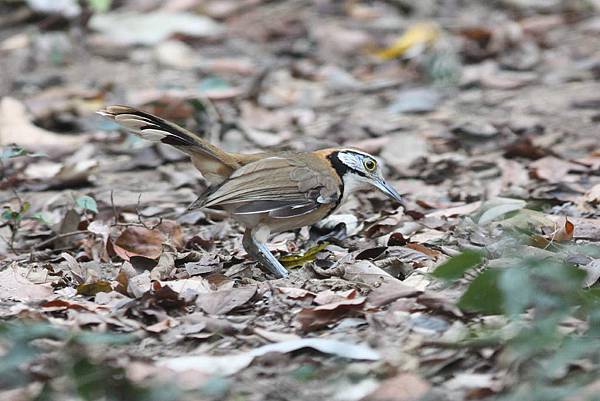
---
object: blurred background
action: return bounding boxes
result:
[2,0,599,210]
[2,1,600,400]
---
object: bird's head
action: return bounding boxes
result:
[326,149,405,207]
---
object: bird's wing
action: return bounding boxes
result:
[199,156,340,219]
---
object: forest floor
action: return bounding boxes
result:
[1,1,600,400]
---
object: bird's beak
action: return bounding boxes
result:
[374,179,406,208]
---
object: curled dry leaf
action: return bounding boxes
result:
[0,266,53,302]
[296,295,366,331]
[361,372,431,401]
[196,285,257,315]
[584,184,600,206]
[113,220,184,260]
[276,287,316,300]
[159,338,379,376]
[0,97,87,151]
[529,156,580,183]
[367,281,421,308]
[580,259,600,288]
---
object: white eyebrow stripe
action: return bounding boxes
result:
[337,151,371,173]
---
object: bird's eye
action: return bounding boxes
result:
[364,159,377,172]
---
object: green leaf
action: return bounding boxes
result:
[0,145,46,160]
[86,0,112,13]
[0,145,25,160]
[198,76,230,92]
[432,250,483,280]
[2,208,16,221]
[458,268,503,314]
[76,195,98,213]
[498,266,532,316]
[32,212,53,226]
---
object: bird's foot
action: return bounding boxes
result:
[243,228,289,278]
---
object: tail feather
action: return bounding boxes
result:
[98,105,239,184]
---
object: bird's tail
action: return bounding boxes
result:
[98,105,239,184]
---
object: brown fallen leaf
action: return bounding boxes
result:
[296,296,366,331]
[145,318,180,333]
[367,281,421,308]
[276,287,316,300]
[343,260,399,286]
[426,202,482,219]
[196,286,257,315]
[0,97,87,151]
[584,184,600,206]
[253,327,301,342]
[529,156,581,183]
[41,298,107,312]
[532,217,575,247]
[361,373,431,401]
[113,220,184,260]
[0,266,53,302]
[405,243,442,259]
[553,217,575,242]
[314,289,358,305]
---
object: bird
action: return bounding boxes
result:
[98,105,404,278]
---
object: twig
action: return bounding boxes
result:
[135,193,163,230]
[29,230,89,250]
[110,189,119,226]
[0,233,18,254]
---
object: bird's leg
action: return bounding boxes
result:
[242,227,289,278]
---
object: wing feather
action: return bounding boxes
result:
[198,156,340,218]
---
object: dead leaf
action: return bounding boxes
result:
[367,282,421,308]
[361,373,430,401]
[127,271,152,298]
[553,217,575,242]
[314,289,358,305]
[426,202,482,218]
[530,156,579,183]
[159,338,379,376]
[446,373,498,392]
[150,252,176,281]
[146,318,179,333]
[113,220,184,260]
[253,327,301,342]
[196,286,257,315]
[89,11,224,46]
[584,184,600,205]
[0,266,53,302]
[580,259,600,287]
[160,278,211,295]
[76,280,112,296]
[0,97,86,151]
[297,296,366,331]
[276,287,316,300]
[343,260,399,286]
[374,22,439,60]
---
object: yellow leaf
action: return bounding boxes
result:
[280,243,329,268]
[375,22,439,60]
[77,280,113,296]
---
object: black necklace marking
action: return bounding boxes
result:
[325,152,346,217]
[325,150,371,218]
